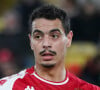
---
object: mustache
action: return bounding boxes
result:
[40,50,56,55]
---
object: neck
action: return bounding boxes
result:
[34,63,66,82]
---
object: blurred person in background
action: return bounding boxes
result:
[3,11,22,34]
[61,0,80,18]
[80,55,100,86]
[0,11,26,69]
[70,0,100,43]
[0,48,18,78]
[0,5,99,90]
[0,11,22,53]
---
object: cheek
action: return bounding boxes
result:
[31,40,38,51]
[31,40,43,54]
[53,39,67,52]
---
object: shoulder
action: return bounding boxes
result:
[68,72,100,90]
[0,69,27,90]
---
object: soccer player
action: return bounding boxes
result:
[0,5,100,90]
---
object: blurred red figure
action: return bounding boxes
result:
[0,48,18,78]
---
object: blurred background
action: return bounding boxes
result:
[0,0,100,86]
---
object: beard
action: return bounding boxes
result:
[41,63,56,68]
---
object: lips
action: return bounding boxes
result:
[41,53,54,56]
[41,52,54,60]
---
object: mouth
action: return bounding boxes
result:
[41,52,54,61]
[41,53,54,56]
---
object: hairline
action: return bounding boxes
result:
[29,5,70,35]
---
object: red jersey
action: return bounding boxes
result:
[0,66,99,90]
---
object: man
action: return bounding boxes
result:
[0,5,99,90]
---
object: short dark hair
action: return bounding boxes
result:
[29,5,70,35]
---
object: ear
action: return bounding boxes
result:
[66,31,73,47]
[28,33,31,40]
[28,33,34,50]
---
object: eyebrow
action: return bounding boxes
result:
[49,29,62,34]
[32,29,44,35]
[32,28,62,35]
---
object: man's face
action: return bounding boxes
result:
[29,18,73,67]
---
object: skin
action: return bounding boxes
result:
[29,18,73,82]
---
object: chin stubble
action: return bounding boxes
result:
[41,63,56,68]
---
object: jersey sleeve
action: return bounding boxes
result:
[0,69,26,90]
[87,83,100,90]
[0,75,18,90]
[79,78,100,90]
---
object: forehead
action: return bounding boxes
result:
[32,18,64,32]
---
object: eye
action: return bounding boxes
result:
[34,35,42,40]
[51,34,59,39]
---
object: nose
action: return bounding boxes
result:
[42,36,51,49]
